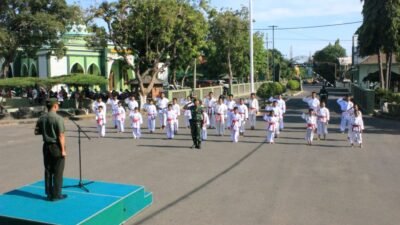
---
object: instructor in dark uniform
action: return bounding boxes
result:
[35,98,67,201]
[184,98,204,149]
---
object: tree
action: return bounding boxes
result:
[358,0,400,89]
[90,0,207,104]
[208,7,249,90]
[313,40,346,84]
[0,0,79,78]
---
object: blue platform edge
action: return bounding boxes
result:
[0,178,153,225]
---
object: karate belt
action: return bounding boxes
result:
[215,113,223,121]
[97,118,103,125]
[307,123,315,129]
[352,125,361,132]
[267,122,275,131]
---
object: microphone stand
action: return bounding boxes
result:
[68,117,92,192]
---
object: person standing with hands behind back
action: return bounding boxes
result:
[35,98,67,201]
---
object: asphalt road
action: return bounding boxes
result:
[1,84,400,225]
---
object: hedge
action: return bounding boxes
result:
[0,74,108,88]
[287,79,300,90]
[256,82,285,100]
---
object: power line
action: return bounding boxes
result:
[254,21,362,31]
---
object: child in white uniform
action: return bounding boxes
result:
[302,108,317,145]
[95,105,106,137]
[172,98,181,134]
[146,99,157,133]
[263,110,278,144]
[156,93,169,130]
[201,110,210,141]
[316,101,330,140]
[237,98,249,136]
[166,104,177,139]
[248,93,259,130]
[107,95,119,129]
[229,107,242,143]
[129,107,143,139]
[116,101,126,133]
[349,109,364,148]
[183,96,192,128]
[214,97,228,136]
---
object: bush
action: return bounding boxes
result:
[287,80,300,90]
[256,82,285,100]
[375,88,400,103]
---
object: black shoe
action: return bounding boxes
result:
[46,195,53,201]
[52,194,68,202]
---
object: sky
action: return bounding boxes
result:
[67,0,363,61]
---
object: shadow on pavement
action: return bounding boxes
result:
[132,141,266,225]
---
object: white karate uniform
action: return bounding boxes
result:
[264,114,278,143]
[95,110,106,137]
[204,97,216,128]
[146,104,157,132]
[214,103,228,136]
[248,98,259,128]
[202,112,210,141]
[237,104,248,133]
[316,107,330,136]
[116,106,126,132]
[172,103,181,133]
[157,97,169,128]
[269,97,286,130]
[270,106,283,136]
[92,101,106,114]
[349,115,364,145]
[337,98,354,132]
[183,100,192,128]
[107,98,119,127]
[302,113,317,143]
[127,100,139,111]
[302,97,320,111]
[229,112,242,143]
[166,110,177,139]
[225,100,237,128]
[129,111,143,138]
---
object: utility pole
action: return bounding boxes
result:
[269,25,278,82]
[249,0,255,92]
[266,33,269,81]
[193,58,197,91]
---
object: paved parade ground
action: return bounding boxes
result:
[1,85,400,225]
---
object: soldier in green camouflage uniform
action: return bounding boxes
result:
[184,98,204,149]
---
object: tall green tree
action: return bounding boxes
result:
[358,0,400,89]
[91,0,207,103]
[0,0,78,78]
[208,7,249,90]
[313,40,346,84]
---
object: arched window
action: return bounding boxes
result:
[21,64,29,77]
[70,63,84,74]
[30,64,38,77]
[88,64,100,76]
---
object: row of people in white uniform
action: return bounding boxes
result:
[302,92,364,147]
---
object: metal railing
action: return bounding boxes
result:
[167,82,265,101]
[351,84,375,114]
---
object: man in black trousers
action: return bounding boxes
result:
[35,98,67,201]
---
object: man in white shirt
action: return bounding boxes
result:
[203,92,216,129]
[156,92,169,130]
[237,99,249,135]
[337,95,354,133]
[303,92,320,111]
[247,93,259,130]
[107,95,119,129]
